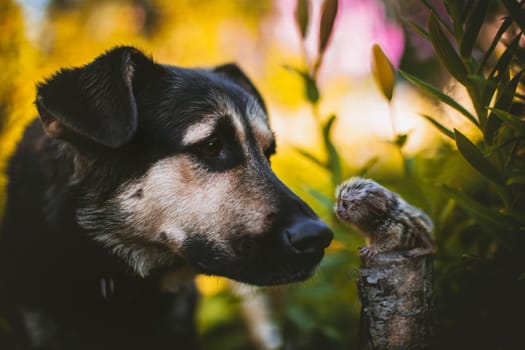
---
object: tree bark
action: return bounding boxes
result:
[357,252,433,350]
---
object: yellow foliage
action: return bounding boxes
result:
[371,43,395,102]
[0,0,38,217]
[195,275,228,296]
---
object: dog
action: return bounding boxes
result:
[0,46,333,349]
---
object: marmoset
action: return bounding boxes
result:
[335,177,434,257]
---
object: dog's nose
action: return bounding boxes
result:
[285,219,333,254]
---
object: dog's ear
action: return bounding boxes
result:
[36,46,157,149]
[213,64,267,113]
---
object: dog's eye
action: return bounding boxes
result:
[195,139,222,158]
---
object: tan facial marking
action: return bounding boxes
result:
[246,98,273,151]
[181,117,217,145]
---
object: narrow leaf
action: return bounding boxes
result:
[421,114,455,140]
[444,0,465,39]
[283,64,320,104]
[295,0,310,39]
[507,176,525,186]
[439,184,517,233]
[502,0,525,33]
[405,19,429,40]
[304,187,334,211]
[401,70,479,126]
[454,129,504,185]
[305,75,320,103]
[478,16,513,74]
[485,70,525,143]
[319,0,338,54]
[488,107,525,133]
[322,114,343,186]
[371,43,396,101]
[481,34,522,106]
[393,133,408,148]
[460,0,489,58]
[428,12,469,85]
[423,0,453,34]
[293,147,326,169]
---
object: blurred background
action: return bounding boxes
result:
[1,0,524,349]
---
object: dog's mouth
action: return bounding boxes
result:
[182,218,332,286]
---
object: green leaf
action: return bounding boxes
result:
[400,70,479,126]
[507,176,525,186]
[318,0,338,54]
[293,146,326,169]
[428,12,469,86]
[488,107,525,133]
[454,129,504,185]
[404,19,429,40]
[420,114,455,140]
[439,184,518,236]
[322,114,343,186]
[460,0,489,58]
[295,0,310,39]
[423,0,453,34]
[485,70,525,143]
[356,156,379,177]
[371,43,396,101]
[481,33,522,107]
[502,0,525,33]
[283,64,320,104]
[478,16,513,74]
[305,75,320,103]
[393,133,408,148]
[444,0,465,39]
[304,187,334,211]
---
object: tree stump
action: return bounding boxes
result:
[357,252,433,350]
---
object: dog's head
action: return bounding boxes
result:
[35,46,332,286]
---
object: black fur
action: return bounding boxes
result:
[0,46,332,349]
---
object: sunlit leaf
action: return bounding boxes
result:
[478,16,513,74]
[322,114,343,186]
[393,133,408,148]
[454,129,504,185]
[356,156,379,177]
[305,187,334,210]
[293,146,326,169]
[507,175,525,186]
[460,0,489,58]
[295,0,310,39]
[502,0,525,34]
[439,185,520,247]
[305,75,320,103]
[420,114,455,140]
[485,70,524,143]
[401,70,479,126]
[428,12,469,86]
[488,107,525,133]
[481,34,522,107]
[283,64,320,104]
[318,0,338,54]
[371,43,395,101]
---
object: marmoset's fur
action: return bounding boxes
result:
[335,177,434,257]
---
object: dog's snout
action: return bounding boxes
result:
[285,219,333,254]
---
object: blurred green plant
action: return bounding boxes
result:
[400,0,525,247]
[286,0,525,349]
[399,1,525,349]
